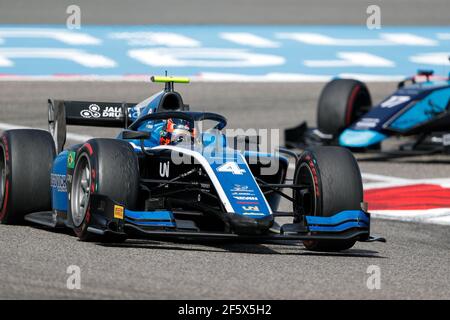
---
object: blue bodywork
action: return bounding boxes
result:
[49,84,372,237]
[51,150,68,212]
[339,129,387,148]
[125,209,175,228]
[50,88,274,227]
[339,77,450,148]
[306,210,369,232]
[118,209,369,232]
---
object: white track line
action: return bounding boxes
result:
[219,33,280,48]
[364,177,450,190]
[371,208,450,226]
[360,172,412,183]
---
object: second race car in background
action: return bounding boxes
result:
[285,69,450,157]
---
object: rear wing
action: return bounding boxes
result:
[48,99,137,153]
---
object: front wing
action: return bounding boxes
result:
[79,194,385,243]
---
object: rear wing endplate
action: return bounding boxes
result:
[48,99,137,153]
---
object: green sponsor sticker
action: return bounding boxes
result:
[67,151,76,169]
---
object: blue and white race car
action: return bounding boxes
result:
[285,69,450,158]
[0,76,384,252]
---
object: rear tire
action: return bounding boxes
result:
[293,146,363,252]
[317,79,372,136]
[0,129,55,224]
[68,139,139,242]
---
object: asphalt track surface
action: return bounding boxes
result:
[1,0,450,300]
[0,82,449,299]
[1,0,449,25]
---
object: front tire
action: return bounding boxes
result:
[317,79,372,136]
[0,129,55,224]
[68,139,139,242]
[294,146,363,251]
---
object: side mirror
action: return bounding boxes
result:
[122,130,150,140]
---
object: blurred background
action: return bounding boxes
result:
[1,0,449,25]
[0,0,449,300]
[0,0,449,79]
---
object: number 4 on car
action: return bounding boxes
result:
[0,75,385,252]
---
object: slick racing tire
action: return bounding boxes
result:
[68,139,139,242]
[294,146,363,252]
[317,79,372,136]
[0,129,55,224]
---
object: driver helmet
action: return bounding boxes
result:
[159,118,196,145]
